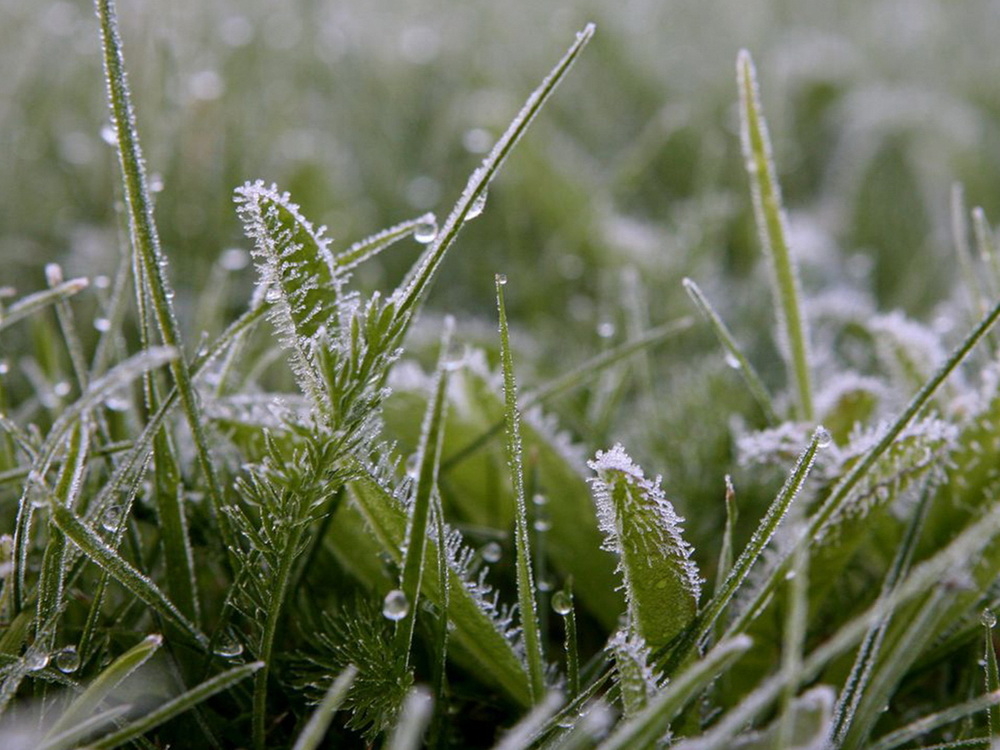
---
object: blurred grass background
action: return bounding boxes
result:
[3,0,1000,542]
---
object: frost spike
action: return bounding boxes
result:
[588,444,701,650]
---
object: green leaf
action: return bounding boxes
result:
[588,444,701,649]
[234,181,341,414]
[737,49,813,421]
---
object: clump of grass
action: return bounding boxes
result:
[4,2,1000,749]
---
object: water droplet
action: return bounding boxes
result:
[265,287,281,302]
[382,589,410,621]
[481,541,502,564]
[537,575,555,593]
[220,248,249,271]
[148,173,164,193]
[413,215,438,244]
[724,352,741,369]
[982,608,997,628]
[552,591,572,616]
[104,396,130,412]
[94,318,112,332]
[596,321,616,339]
[55,645,80,674]
[100,123,118,145]
[25,649,49,672]
[815,427,833,449]
[533,518,552,532]
[495,274,507,286]
[94,275,111,289]
[101,505,124,532]
[213,633,244,658]
[467,191,487,219]
[462,127,493,154]
[405,454,419,479]
[53,381,71,398]
[784,570,797,580]
[532,494,548,507]
[0,360,8,375]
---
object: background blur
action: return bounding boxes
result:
[3,0,1000,528]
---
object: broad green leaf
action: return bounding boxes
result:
[588,444,701,649]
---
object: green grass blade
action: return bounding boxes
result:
[492,691,564,750]
[985,609,1000,741]
[674,426,827,667]
[777,539,810,749]
[49,501,207,649]
[46,634,163,738]
[868,691,1000,750]
[38,705,132,750]
[682,278,778,425]
[391,24,595,326]
[737,50,813,421]
[335,213,437,272]
[291,665,357,750]
[0,277,89,334]
[599,635,752,750]
[84,662,262,750]
[387,687,434,750]
[497,274,546,703]
[588,444,701,649]
[395,320,453,663]
[94,0,231,553]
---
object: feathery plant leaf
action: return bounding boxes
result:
[737,49,814,421]
[497,274,547,703]
[588,444,701,650]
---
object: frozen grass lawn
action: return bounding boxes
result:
[3,0,1000,747]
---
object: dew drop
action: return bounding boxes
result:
[382,589,410,621]
[413,215,438,244]
[467,191,487,219]
[55,645,80,674]
[94,318,112,332]
[100,122,118,145]
[101,505,124,532]
[213,633,245,658]
[551,591,572,616]
[724,352,741,370]
[784,570,797,580]
[596,321,616,339]
[537,575,555,593]
[148,173,164,193]
[265,287,281,302]
[94,275,111,289]
[533,518,552,532]
[495,274,507,286]
[532,494,548,507]
[815,427,833,449]
[0,360,8,375]
[53,381,71,398]
[481,541,502,564]
[25,649,49,672]
[982,608,997,628]
[220,248,250,271]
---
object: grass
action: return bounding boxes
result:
[4,0,1000,747]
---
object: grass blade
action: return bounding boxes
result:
[395,319,454,663]
[46,634,162,739]
[0,277,89,334]
[335,213,437,272]
[868,691,1000,750]
[290,665,357,750]
[737,50,813,421]
[387,687,434,750]
[94,0,231,552]
[682,278,778,425]
[85,662,262,750]
[391,24,595,326]
[497,274,546,703]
